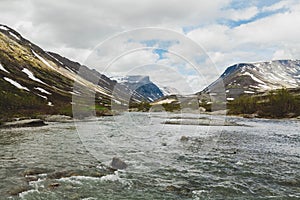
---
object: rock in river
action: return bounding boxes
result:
[180,136,189,142]
[2,119,47,128]
[111,157,128,170]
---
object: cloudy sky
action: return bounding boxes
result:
[1,0,300,93]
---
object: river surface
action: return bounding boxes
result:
[0,112,299,200]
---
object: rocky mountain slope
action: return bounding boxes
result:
[157,85,179,96]
[202,60,300,100]
[0,24,157,120]
[152,60,300,113]
[111,75,164,101]
[0,24,119,119]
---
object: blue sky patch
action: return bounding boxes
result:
[153,48,168,60]
[219,7,289,28]
[139,39,179,49]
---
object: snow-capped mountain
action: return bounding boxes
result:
[156,85,180,96]
[202,60,300,99]
[111,75,164,101]
[156,60,300,108]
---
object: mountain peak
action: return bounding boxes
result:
[203,59,300,100]
[110,75,163,102]
[0,24,24,42]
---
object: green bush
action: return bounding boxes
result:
[161,103,181,112]
[129,101,151,112]
[228,88,300,118]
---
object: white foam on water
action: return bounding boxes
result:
[22,174,47,197]
[236,161,243,166]
[192,190,208,200]
[29,177,46,189]
[56,171,131,187]
[19,189,39,199]
[58,177,83,185]
[100,171,132,186]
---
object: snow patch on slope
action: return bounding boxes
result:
[244,90,255,94]
[22,68,46,84]
[0,63,9,73]
[9,32,20,40]
[37,94,47,99]
[34,87,51,95]
[0,25,9,31]
[32,50,55,70]
[46,52,64,65]
[242,72,265,85]
[157,85,179,96]
[3,77,29,91]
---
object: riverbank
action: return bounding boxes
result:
[1,109,299,129]
[0,115,73,129]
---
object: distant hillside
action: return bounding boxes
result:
[0,24,154,120]
[151,60,300,117]
[201,60,300,100]
[111,75,164,101]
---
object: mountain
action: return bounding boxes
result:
[201,60,300,100]
[0,24,151,120]
[111,75,164,101]
[152,59,300,113]
[156,85,179,96]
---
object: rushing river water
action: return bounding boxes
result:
[0,112,299,200]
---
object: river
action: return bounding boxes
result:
[0,112,299,199]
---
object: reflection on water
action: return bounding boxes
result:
[0,113,299,199]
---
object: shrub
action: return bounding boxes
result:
[228,88,300,118]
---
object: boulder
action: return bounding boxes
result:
[2,119,46,128]
[111,157,128,170]
[180,136,189,142]
[48,182,60,189]
[22,168,52,176]
[8,185,31,196]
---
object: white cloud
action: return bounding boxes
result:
[262,0,291,12]
[272,50,293,60]
[186,0,300,76]
[186,25,231,51]
[1,0,300,93]
[226,6,259,21]
[232,11,300,45]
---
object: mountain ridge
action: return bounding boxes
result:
[0,24,164,120]
[110,75,164,101]
[201,59,300,100]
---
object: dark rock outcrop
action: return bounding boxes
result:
[111,157,128,170]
